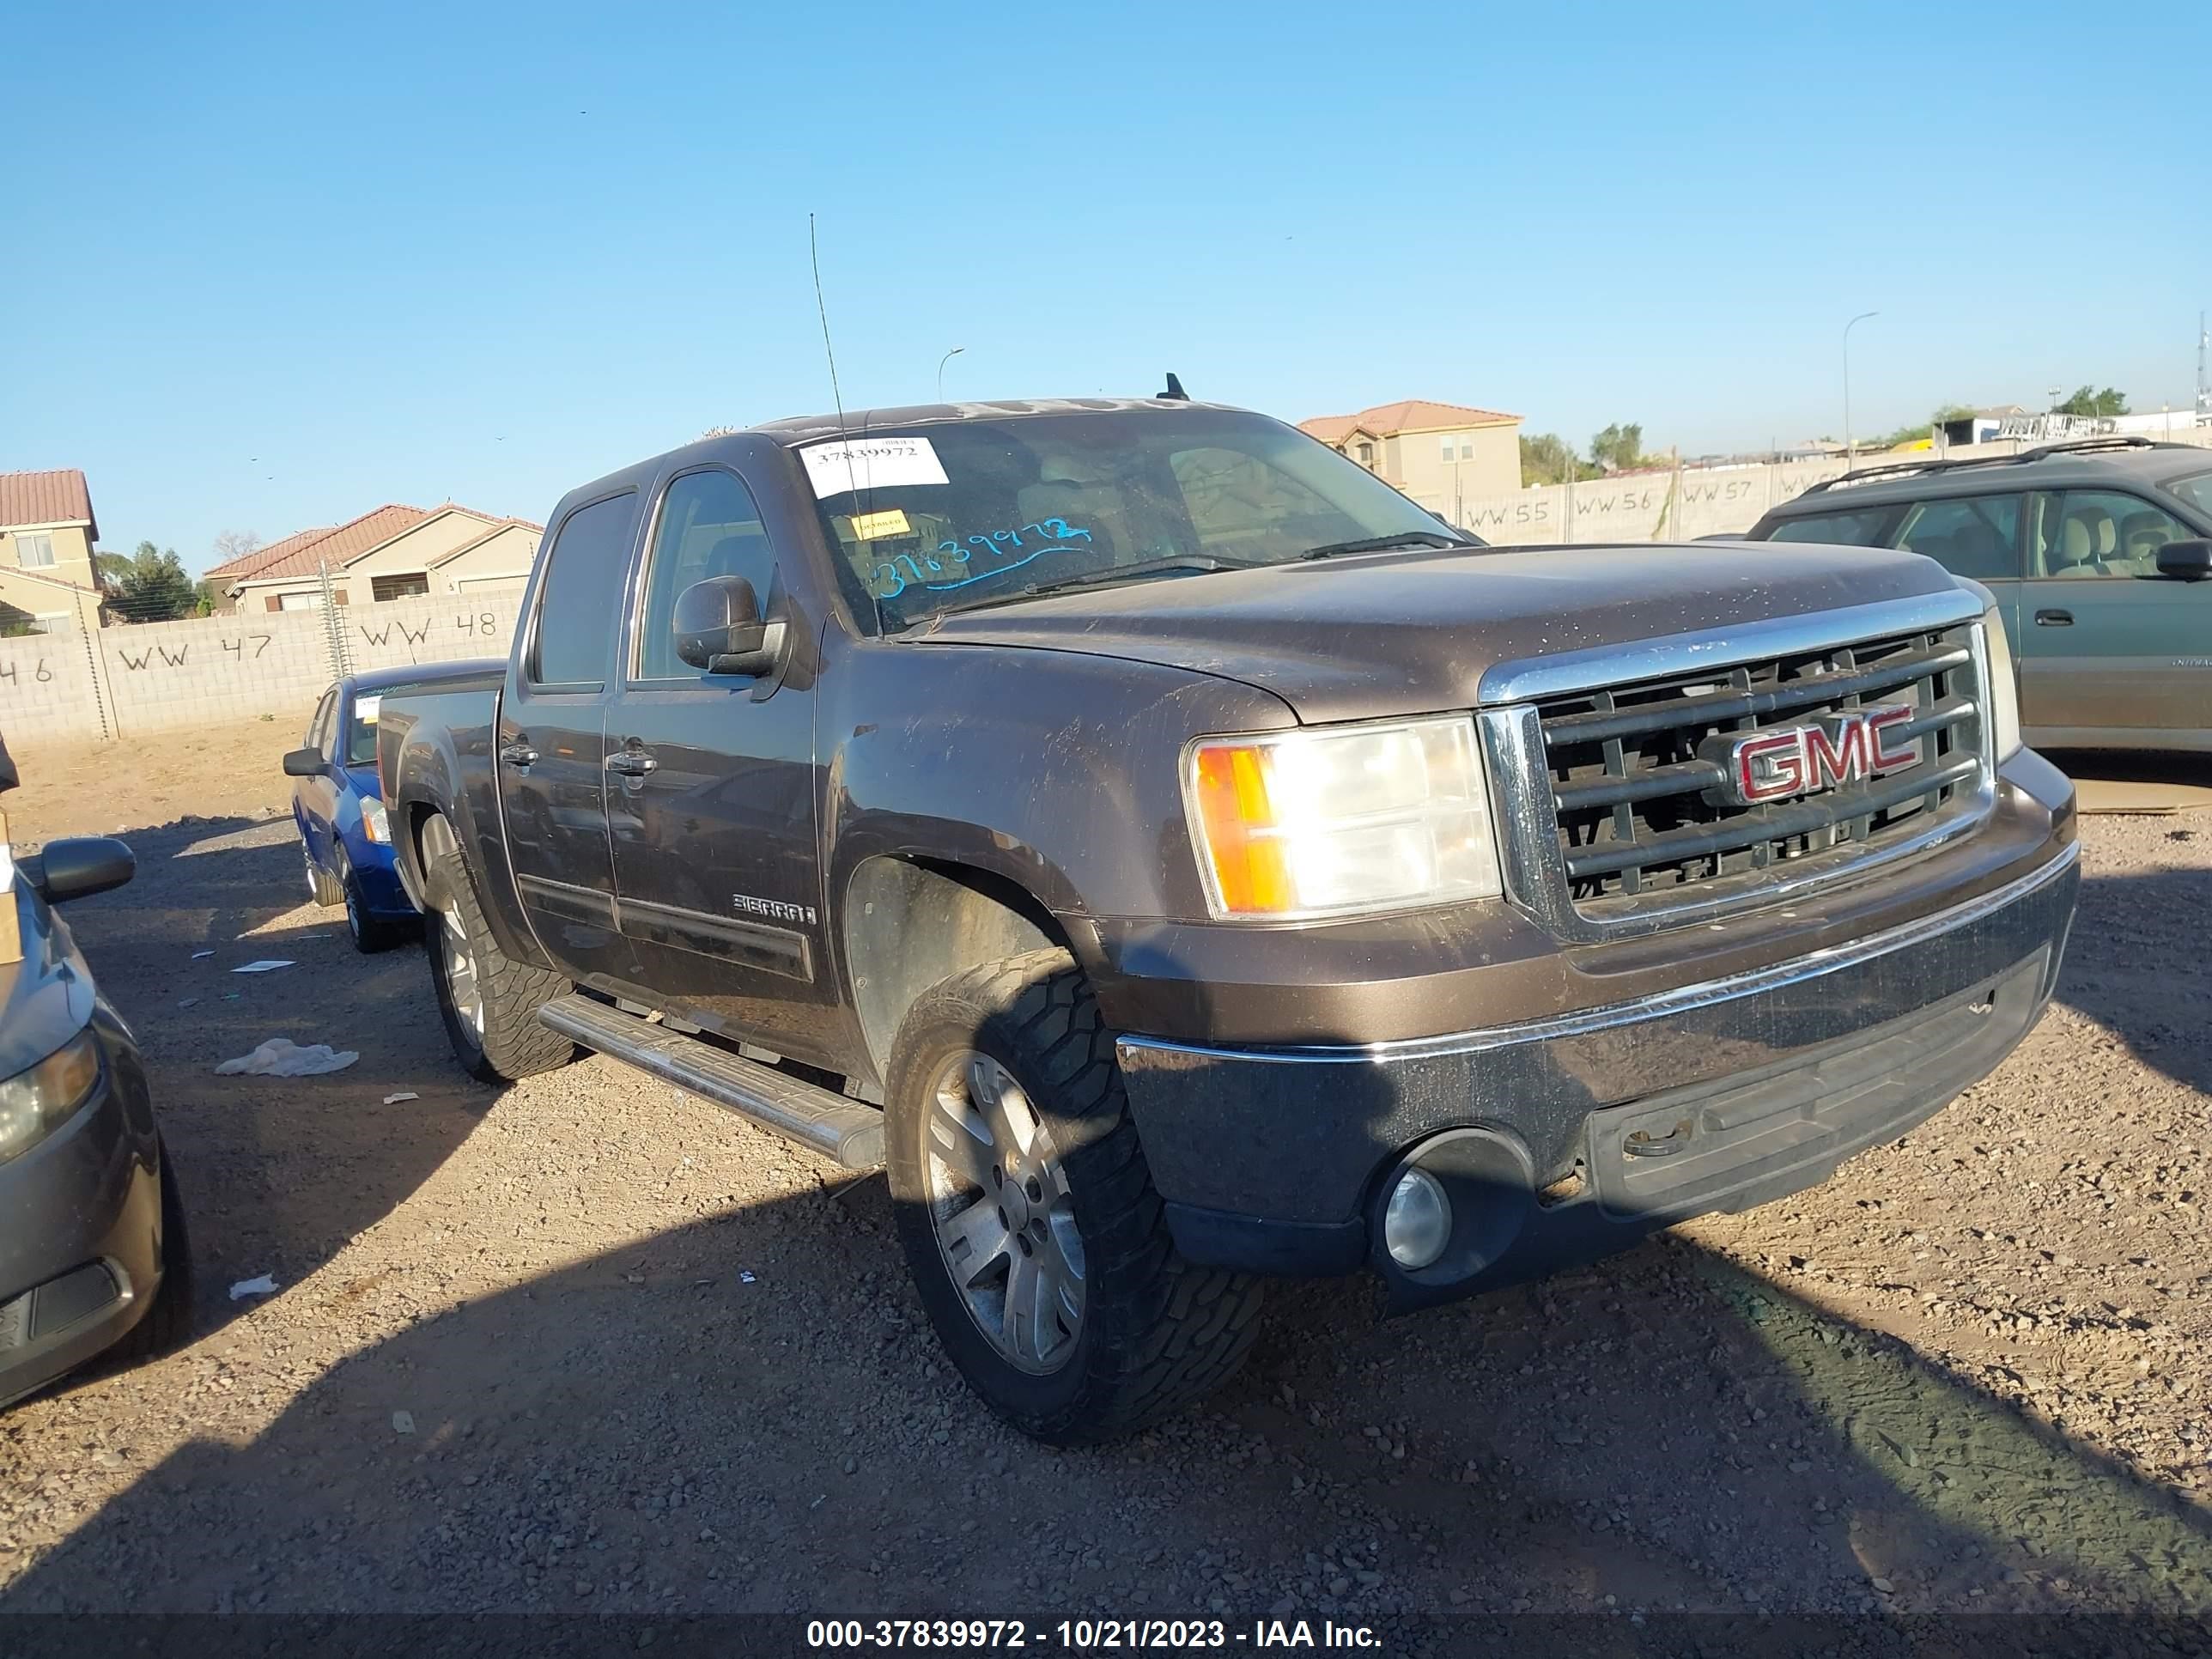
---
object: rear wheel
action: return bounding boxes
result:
[304,848,342,908]
[418,815,575,1083]
[884,948,1263,1444]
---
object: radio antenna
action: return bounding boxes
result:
[810,212,884,635]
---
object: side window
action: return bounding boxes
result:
[1762,506,1899,545]
[1169,447,1358,561]
[529,493,640,686]
[306,690,337,755]
[1891,494,2021,582]
[635,471,775,680]
[2034,489,2192,578]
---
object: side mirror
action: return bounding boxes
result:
[2155,538,2212,580]
[673,576,785,677]
[20,836,135,904]
[283,746,325,777]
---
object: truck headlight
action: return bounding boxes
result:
[1978,609,2022,761]
[361,797,392,844]
[1184,717,1503,920]
[0,1030,102,1167]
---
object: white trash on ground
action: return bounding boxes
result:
[228,1274,277,1301]
[383,1091,419,1103]
[216,1038,359,1077]
[232,960,295,974]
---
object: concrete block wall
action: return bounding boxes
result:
[0,626,109,745]
[1451,427,2212,549]
[0,581,528,748]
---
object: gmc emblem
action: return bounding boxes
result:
[1701,704,1920,806]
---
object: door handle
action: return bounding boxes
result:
[607,749,659,778]
[500,740,539,769]
[2034,609,2073,627]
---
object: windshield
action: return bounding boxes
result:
[344,685,444,767]
[799,408,1476,632]
[2168,470,2212,519]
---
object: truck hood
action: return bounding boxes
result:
[911,541,1966,723]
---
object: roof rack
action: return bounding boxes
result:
[1800,454,2012,494]
[1802,434,2200,495]
[2014,434,2194,460]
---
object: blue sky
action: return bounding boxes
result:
[7,0,2208,574]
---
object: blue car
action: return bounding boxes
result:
[285,664,487,953]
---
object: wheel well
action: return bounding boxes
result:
[844,857,1070,1084]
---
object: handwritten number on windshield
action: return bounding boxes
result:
[869,520,1093,599]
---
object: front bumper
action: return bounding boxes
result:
[1116,835,2078,1308]
[0,1007,166,1408]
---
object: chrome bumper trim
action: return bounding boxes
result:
[1475,588,1986,704]
[1116,837,2078,1071]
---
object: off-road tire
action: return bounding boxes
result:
[305,848,343,908]
[884,947,1263,1444]
[114,1139,194,1363]
[418,816,575,1084]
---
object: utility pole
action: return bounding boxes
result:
[2197,311,2209,418]
[1843,311,1878,468]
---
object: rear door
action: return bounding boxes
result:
[499,489,641,985]
[2016,487,2212,742]
[1885,488,2026,652]
[605,465,839,1066]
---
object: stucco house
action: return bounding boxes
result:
[0,470,105,631]
[1297,399,1523,516]
[206,502,540,611]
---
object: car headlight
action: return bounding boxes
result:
[0,1030,102,1167]
[1978,608,2023,761]
[361,797,391,844]
[1184,717,1502,920]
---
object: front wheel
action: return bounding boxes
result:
[884,949,1262,1444]
[417,815,575,1084]
[338,848,411,955]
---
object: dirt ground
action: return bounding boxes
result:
[2,720,2210,1646]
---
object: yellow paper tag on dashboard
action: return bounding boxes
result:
[848,508,912,542]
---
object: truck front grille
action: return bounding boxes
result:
[1516,619,1991,933]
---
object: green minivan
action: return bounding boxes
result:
[1747,436,2212,751]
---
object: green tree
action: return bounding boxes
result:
[1518,432,1596,486]
[100,542,201,623]
[2055,386,2129,417]
[1874,401,1978,449]
[1589,422,1648,472]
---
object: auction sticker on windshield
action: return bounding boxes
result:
[801,436,949,500]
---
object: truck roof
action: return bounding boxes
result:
[747,396,1243,445]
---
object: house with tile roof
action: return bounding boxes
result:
[0,470,105,630]
[1297,399,1523,517]
[211,502,540,612]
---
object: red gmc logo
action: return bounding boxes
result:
[1704,704,1920,806]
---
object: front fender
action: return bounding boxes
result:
[816,629,1294,1021]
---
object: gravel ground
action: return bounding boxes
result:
[1,722,2209,1642]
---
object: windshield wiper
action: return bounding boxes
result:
[900,556,1255,629]
[1299,531,1478,561]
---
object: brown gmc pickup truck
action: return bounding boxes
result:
[377,395,2079,1443]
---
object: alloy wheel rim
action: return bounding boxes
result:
[921,1050,1085,1375]
[440,903,484,1036]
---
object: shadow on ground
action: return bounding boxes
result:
[3,823,2209,1634]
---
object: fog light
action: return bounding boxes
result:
[1382,1167,1452,1271]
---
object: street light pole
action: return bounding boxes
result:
[936,346,965,402]
[1843,311,1878,469]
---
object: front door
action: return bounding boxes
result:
[499,489,642,987]
[2017,488,2212,741]
[605,465,840,1067]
